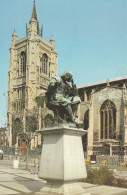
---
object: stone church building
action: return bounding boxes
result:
[7,1,57,148]
[7,1,127,157]
[78,76,127,156]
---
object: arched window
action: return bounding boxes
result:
[82,110,89,153]
[100,100,116,140]
[12,118,23,145]
[21,51,26,74]
[84,110,89,130]
[42,53,48,75]
[17,60,19,77]
[26,115,37,132]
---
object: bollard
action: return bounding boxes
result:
[13,159,19,169]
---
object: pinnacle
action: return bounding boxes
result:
[32,0,37,20]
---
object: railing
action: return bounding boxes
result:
[85,154,127,168]
[1,146,41,161]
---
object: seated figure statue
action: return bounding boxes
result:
[46,71,83,127]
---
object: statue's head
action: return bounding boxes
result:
[61,71,73,82]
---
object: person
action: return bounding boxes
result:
[0,148,3,160]
[46,71,83,127]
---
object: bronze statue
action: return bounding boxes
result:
[46,71,83,127]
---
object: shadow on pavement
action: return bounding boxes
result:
[14,176,43,194]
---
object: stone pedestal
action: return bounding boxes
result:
[37,126,90,195]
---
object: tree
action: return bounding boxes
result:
[18,132,38,169]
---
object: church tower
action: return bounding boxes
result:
[7,1,58,147]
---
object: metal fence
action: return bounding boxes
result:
[96,155,124,166]
[1,146,42,161]
[2,146,127,168]
[87,154,127,168]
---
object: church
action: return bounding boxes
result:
[7,1,57,148]
[7,1,127,157]
[78,76,127,156]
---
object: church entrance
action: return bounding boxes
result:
[21,139,27,155]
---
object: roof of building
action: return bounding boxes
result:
[78,75,127,89]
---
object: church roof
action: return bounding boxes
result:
[78,75,127,89]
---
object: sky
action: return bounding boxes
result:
[0,0,127,127]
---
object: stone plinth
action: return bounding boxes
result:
[37,126,89,195]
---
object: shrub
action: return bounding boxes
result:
[85,166,114,185]
[114,178,127,188]
[84,166,127,188]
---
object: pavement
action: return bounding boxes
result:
[0,160,127,195]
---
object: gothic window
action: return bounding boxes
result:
[13,102,16,111]
[12,118,23,145]
[19,101,21,111]
[18,89,19,98]
[20,51,26,74]
[78,89,84,102]
[49,62,51,78]
[86,91,91,101]
[26,115,37,132]
[42,53,48,75]
[84,110,89,130]
[100,100,116,140]
[84,90,91,102]
[17,60,19,77]
[82,110,89,152]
